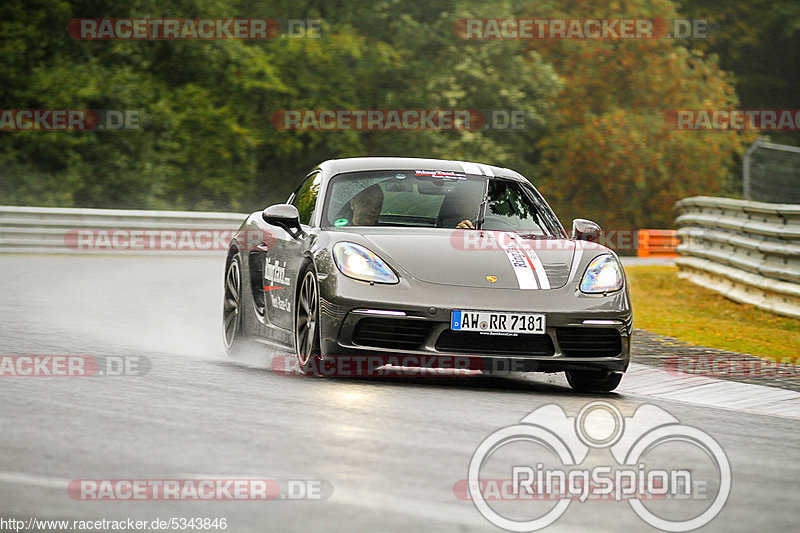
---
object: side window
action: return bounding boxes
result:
[485,180,546,233]
[290,171,322,225]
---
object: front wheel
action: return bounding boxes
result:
[295,268,322,375]
[566,370,623,392]
[223,255,246,355]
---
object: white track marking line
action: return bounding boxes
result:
[0,472,70,489]
[621,362,800,419]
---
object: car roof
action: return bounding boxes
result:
[318,157,526,181]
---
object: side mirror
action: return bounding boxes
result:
[571,218,601,242]
[262,204,305,239]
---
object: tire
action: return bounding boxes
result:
[222,254,247,356]
[295,267,322,375]
[566,370,623,392]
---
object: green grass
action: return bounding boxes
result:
[626,265,800,360]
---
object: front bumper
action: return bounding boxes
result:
[317,272,632,374]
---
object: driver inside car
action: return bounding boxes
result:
[350,184,384,226]
[456,219,475,229]
[350,182,475,228]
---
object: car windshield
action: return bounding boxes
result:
[322,170,564,236]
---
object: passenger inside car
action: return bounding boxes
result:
[437,190,481,229]
[343,179,479,228]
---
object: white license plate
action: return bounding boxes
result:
[450,310,546,334]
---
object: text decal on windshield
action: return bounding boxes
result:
[415,170,467,180]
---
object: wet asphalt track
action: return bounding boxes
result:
[1,254,799,532]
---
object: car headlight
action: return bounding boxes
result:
[580,254,624,293]
[333,242,398,284]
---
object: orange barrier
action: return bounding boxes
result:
[637,229,679,257]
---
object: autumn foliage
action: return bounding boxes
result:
[528,0,755,229]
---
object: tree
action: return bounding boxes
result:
[527,0,754,230]
[676,0,800,146]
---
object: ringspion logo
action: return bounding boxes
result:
[463,401,730,531]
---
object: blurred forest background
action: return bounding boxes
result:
[1,0,798,229]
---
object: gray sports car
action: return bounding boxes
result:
[223,157,632,391]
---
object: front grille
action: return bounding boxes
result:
[352,318,434,350]
[435,330,555,356]
[556,328,622,357]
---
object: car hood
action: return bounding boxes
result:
[358,230,575,289]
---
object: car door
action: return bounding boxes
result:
[264,170,322,331]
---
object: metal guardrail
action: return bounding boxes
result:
[7,202,800,319]
[743,139,800,203]
[0,205,248,255]
[675,196,800,318]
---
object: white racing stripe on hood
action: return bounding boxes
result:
[460,162,481,175]
[518,239,550,289]
[570,241,585,280]
[478,164,494,176]
[498,232,549,289]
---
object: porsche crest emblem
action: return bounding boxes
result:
[486,275,497,283]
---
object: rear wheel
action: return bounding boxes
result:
[223,254,246,355]
[295,268,322,375]
[566,370,623,392]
